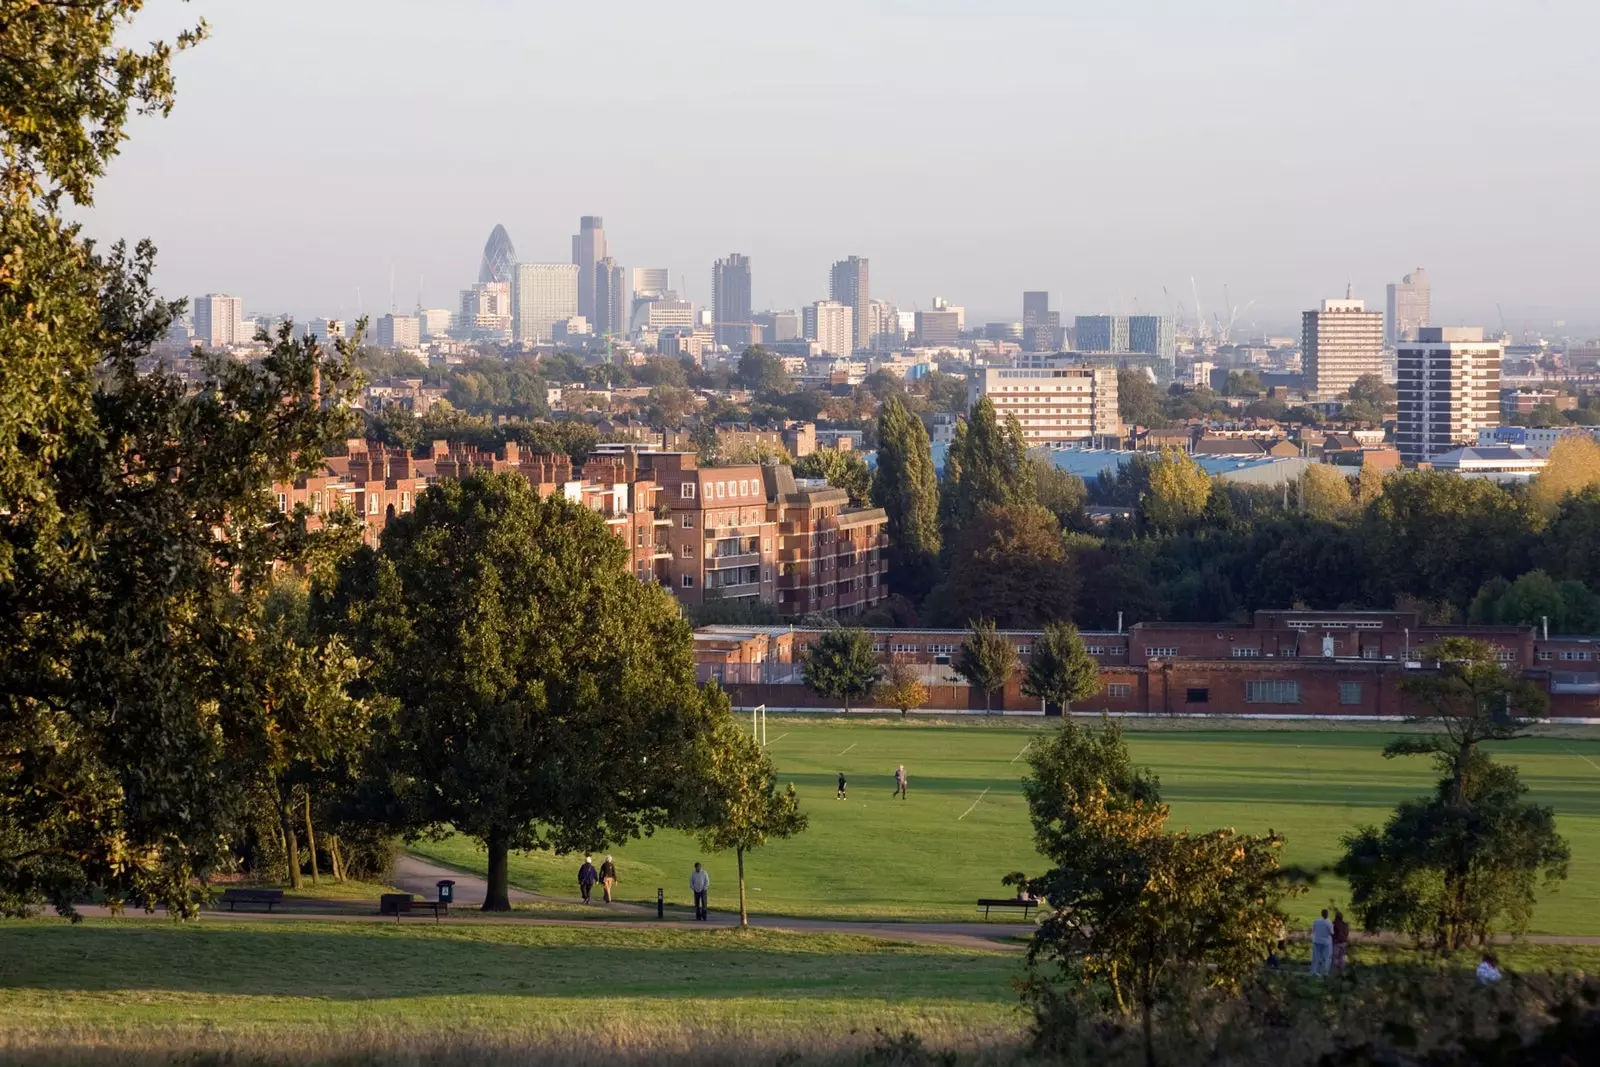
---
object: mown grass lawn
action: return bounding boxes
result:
[410,717,1600,932]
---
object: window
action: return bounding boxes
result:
[763,569,771,582]
[762,539,771,552]
[1230,647,1261,658]
[1362,646,1381,660]
[1339,682,1362,706]
[680,483,696,499]
[1085,645,1105,656]
[1106,683,1132,698]
[928,643,958,655]
[1496,648,1517,663]
[890,642,920,654]
[716,481,725,499]
[277,493,287,512]
[682,514,694,529]
[1280,646,1298,657]
[1246,680,1301,704]
[681,575,694,588]
[1015,645,1031,657]
[872,643,886,654]
[636,530,645,547]
[681,545,693,558]
[1186,688,1209,704]
[368,494,379,515]
[738,480,748,496]
[1537,650,1553,662]
[1147,646,1178,658]
[1560,650,1593,662]
[400,492,411,512]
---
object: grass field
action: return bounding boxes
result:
[412,716,1600,932]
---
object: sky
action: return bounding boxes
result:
[84,0,1600,335]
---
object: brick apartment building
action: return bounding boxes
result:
[693,609,1600,720]
[273,440,887,620]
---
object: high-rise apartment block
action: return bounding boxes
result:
[376,314,420,349]
[1023,291,1061,353]
[712,254,753,350]
[1074,314,1130,354]
[1396,326,1502,464]
[571,215,606,323]
[1386,268,1431,346]
[1128,315,1176,365]
[828,256,870,352]
[193,293,244,348]
[803,300,854,357]
[915,303,962,346]
[512,264,579,343]
[417,308,453,338]
[595,257,626,336]
[867,300,903,351]
[459,282,513,340]
[968,365,1121,446]
[1302,297,1384,398]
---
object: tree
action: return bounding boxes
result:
[920,371,970,414]
[1033,457,1088,528]
[1300,463,1355,519]
[690,705,808,926]
[954,619,1018,713]
[941,397,1035,536]
[1535,487,1600,588]
[1528,434,1600,518]
[1345,373,1397,410]
[1368,472,1534,612]
[873,396,943,600]
[736,346,791,395]
[1222,369,1263,396]
[1022,720,1298,1066]
[799,627,881,713]
[1117,369,1165,428]
[647,384,694,426]
[338,472,712,910]
[795,448,873,507]
[924,504,1079,629]
[1023,622,1102,713]
[876,657,929,718]
[1142,448,1212,530]
[1468,570,1600,634]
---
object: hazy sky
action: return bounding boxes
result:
[86,0,1600,334]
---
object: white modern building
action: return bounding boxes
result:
[512,264,578,343]
[460,282,513,340]
[193,293,244,348]
[1302,296,1384,399]
[1428,445,1544,484]
[1476,424,1600,458]
[803,300,855,357]
[1396,327,1502,464]
[376,314,420,349]
[968,365,1121,446]
[417,308,453,338]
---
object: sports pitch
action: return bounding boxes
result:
[414,717,1600,934]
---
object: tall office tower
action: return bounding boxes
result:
[1396,326,1502,464]
[1128,315,1177,365]
[867,299,902,350]
[1074,314,1130,353]
[635,298,696,333]
[914,306,961,346]
[1386,267,1431,346]
[752,309,801,343]
[1302,295,1384,398]
[968,365,1121,446]
[479,224,517,285]
[803,300,855,357]
[417,308,453,338]
[570,215,606,322]
[458,281,513,339]
[828,256,870,352]
[512,263,578,343]
[306,319,346,342]
[594,257,626,336]
[1022,291,1052,352]
[632,267,670,300]
[376,314,420,349]
[712,253,753,349]
[193,293,244,347]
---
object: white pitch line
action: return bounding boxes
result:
[1010,740,1034,763]
[956,786,992,821]
[766,733,789,747]
[1564,745,1600,772]
[838,742,857,756]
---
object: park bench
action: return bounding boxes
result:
[380,893,447,921]
[977,897,1038,920]
[220,888,285,913]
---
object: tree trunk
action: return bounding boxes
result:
[1142,996,1157,1067]
[303,790,320,887]
[328,835,346,883]
[484,829,511,912]
[280,807,303,890]
[737,846,748,927]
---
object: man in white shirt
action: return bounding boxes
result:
[1309,909,1334,976]
[689,862,710,921]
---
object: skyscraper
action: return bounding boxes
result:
[1128,315,1177,365]
[1386,268,1431,346]
[193,293,243,347]
[595,257,626,336]
[513,264,579,343]
[803,300,854,357]
[828,256,869,352]
[712,254,752,349]
[1022,291,1052,352]
[1396,326,1502,464]
[1074,315,1129,353]
[1302,295,1384,398]
[459,283,513,340]
[479,224,517,285]
[571,216,606,322]
[632,267,670,300]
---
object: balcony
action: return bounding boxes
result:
[706,551,761,569]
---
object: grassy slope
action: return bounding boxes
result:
[0,919,1020,1037]
[410,718,1600,932]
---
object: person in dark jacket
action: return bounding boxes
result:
[600,855,618,904]
[837,772,847,799]
[578,856,598,904]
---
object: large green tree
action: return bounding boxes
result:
[953,619,1019,714]
[924,505,1078,629]
[1368,472,1534,612]
[795,448,872,507]
[338,472,713,910]
[799,627,881,714]
[1023,622,1102,713]
[940,397,1035,537]
[872,396,942,600]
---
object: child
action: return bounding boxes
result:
[836,772,847,799]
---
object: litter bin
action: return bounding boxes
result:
[436,880,455,905]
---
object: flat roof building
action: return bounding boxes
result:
[1396,326,1502,464]
[1303,296,1384,399]
[969,365,1121,446]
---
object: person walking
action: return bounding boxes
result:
[689,862,710,921]
[1477,951,1502,984]
[836,772,847,800]
[1309,909,1334,976]
[893,764,907,800]
[1331,909,1350,973]
[600,855,617,904]
[578,856,598,905]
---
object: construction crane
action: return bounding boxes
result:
[1190,277,1208,344]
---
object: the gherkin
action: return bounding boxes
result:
[479,224,517,284]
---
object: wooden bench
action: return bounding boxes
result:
[380,893,447,921]
[977,897,1038,920]
[220,888,285,913]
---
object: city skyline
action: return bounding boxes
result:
[82,1,1600,333]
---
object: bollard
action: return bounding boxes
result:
[657,887,665,919]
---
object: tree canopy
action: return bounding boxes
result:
[799,627,881,713]
[953,619,1018,713]
[873,396,942,600]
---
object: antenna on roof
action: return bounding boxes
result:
[1345,281,1354,300]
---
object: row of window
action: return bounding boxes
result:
[679,479,761,501]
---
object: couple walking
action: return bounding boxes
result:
[576,855,618,904]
